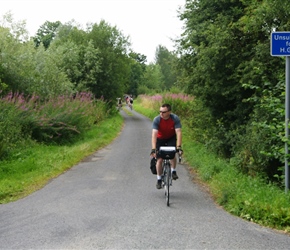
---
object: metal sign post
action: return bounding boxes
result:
[271,32,290,193]
[286,57,290,193]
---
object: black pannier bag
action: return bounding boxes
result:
[150,157,157,175]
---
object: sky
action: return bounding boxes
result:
[0,0,185,63]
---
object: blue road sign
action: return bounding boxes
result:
[271,32,290,56]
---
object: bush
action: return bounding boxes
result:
[230,82,285,183]
[27,92,108,143]
[0,92,109,159]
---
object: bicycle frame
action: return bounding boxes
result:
[159,146,176,206]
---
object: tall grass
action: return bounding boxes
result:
[0,99,25,159]
[0,92,109,159]
[137,93,194,117]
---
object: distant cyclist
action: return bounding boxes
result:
[125,95,129,105]
[150,103,183,189]
[129,95,133,109]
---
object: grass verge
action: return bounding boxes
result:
[0,114,123,204]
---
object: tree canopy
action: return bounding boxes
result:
[0,15,152,101]
[177,0,290,180]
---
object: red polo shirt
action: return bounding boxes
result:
[152,114,182,140]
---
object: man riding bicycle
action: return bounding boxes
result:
[150,103,183,189]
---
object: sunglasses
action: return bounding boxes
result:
[159,110,169,114]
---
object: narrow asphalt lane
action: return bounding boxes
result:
[0,107,290,249]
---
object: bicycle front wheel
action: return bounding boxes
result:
[164,163,170,206]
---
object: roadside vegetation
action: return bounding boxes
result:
[134,94,290,233]
[0,91,123,203]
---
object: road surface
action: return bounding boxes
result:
[1,107,290,249]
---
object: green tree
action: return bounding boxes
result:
[32,44,73,98]
[179,0,252,132]
[50,20,132,100]
[0,26,36,95]
[1,15,142,106]
[33,21,62,49]
[138,63,164,94]
[127,52,147,96]
[155,45,177,90]
[0,12,31,94]
[0,19,74,98]
[86,20,131,100]
[177,0,290,181]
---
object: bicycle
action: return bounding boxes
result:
[128,100,133,110]
[158,146,181,206]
